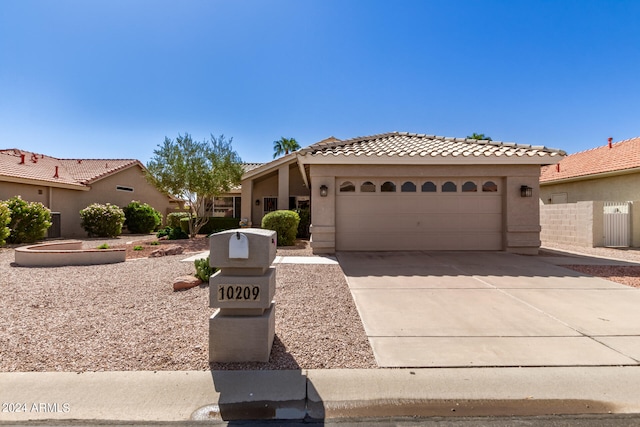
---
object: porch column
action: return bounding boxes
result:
[277,165,289,212]
[240,178,254,226]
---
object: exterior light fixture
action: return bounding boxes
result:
[319,185,328,197]
[255,199,261,206]
[520,185,533,198]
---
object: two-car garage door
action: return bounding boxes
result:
[335,178,503,251]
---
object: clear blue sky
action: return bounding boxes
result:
[1,0,639,165]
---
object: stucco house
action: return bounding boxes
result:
[0,148,182,238]
[540,136,640,204]
[241,132,565,255]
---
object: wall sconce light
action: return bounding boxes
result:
[255,199,261,206]
[319,185,328,197]
[520,185,533,198]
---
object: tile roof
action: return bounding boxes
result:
[0,148,141,188]
[540,137,640,183]
[299,132,565,160]
[242,163,265,173]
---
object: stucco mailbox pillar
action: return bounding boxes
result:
[208,228,277,362]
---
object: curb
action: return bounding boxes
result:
[2,367,640,423]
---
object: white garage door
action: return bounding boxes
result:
[335,178,503,251]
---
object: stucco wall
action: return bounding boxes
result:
[540,172,640,204]
[1,166,177,238]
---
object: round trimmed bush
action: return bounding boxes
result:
[167,212,190,229]
[123,201,162,234]
[80,203,125,237]
[0,202,11,246]
[4,196,52,244]
[261,210,300,246]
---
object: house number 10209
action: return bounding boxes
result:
[217,285,260,302]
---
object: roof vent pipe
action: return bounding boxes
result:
[556,163,560,173]
[54,166,59,178]
[608,137,613,148]
[19,154,25,164]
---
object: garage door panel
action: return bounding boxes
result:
[335,178,504,251]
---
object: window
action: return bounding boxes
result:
[361,181,376,192]
[442,181,457,192]
[381,181,396,192]
[401,181,416,192]
[263,197,277,214]
[213,197,234,217]
[482,181,498,192]
[462,181,477,192]
[421,181,437,192]
[116,185,133,192]
[340,181,355,192]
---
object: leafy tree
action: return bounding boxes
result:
[273,137,300,159]
[467,133,492,141]
[146,133,243,238]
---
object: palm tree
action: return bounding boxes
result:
[467,133,492,141]
[273,137,300,159]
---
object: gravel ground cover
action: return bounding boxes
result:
[541,243,640,289]
[0,237,375,372]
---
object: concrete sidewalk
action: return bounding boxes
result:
[2,367,640,423]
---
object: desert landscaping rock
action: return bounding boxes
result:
[149,245,184,257]
[173,275,203,291]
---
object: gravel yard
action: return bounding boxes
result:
[0,237,376,372]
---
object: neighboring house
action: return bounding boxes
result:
[540,137,640,204]
[241,132,564,255]
[0,149,182,238]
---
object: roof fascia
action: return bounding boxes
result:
[297,153,563,166]
[242,153,298,180]
[0,175,88,191]
[540,166,640,186]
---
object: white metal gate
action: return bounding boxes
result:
[604,202,631,247]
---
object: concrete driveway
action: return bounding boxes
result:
[337,251,640,368]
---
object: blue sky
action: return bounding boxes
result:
[1,0,639,165]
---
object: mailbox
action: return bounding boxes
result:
[228,232,249,259]
[208,228,277,363]
[209,228,276,273]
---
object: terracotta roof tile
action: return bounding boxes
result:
[540,137,640,183]
[300,132,565,160]
[0,148,141,188]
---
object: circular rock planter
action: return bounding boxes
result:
[14,240,126,267]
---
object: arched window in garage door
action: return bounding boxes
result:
[361,181,376,192]
[442,181,457,192]
[421,181,436,192]
[381,181,396,192]
[340,181,355,192]
[401,181,416,192]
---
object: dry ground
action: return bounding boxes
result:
[0,236,376,372]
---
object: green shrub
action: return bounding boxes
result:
[80,203,125,238]
[295,207,310,238]
[194,256,216,282]
[97,243,110,249]
[167,212,190,229]
[261,210,300,246]
[123,201,162,234]
[133,245,144,251]
[156,226,188,240]
[4,196,52,244]
[0,202,11,246]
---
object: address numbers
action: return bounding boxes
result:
[217,285,260,302]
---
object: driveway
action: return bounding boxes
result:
[337,251,640,368]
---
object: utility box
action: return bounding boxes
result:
[208,228,277,362]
